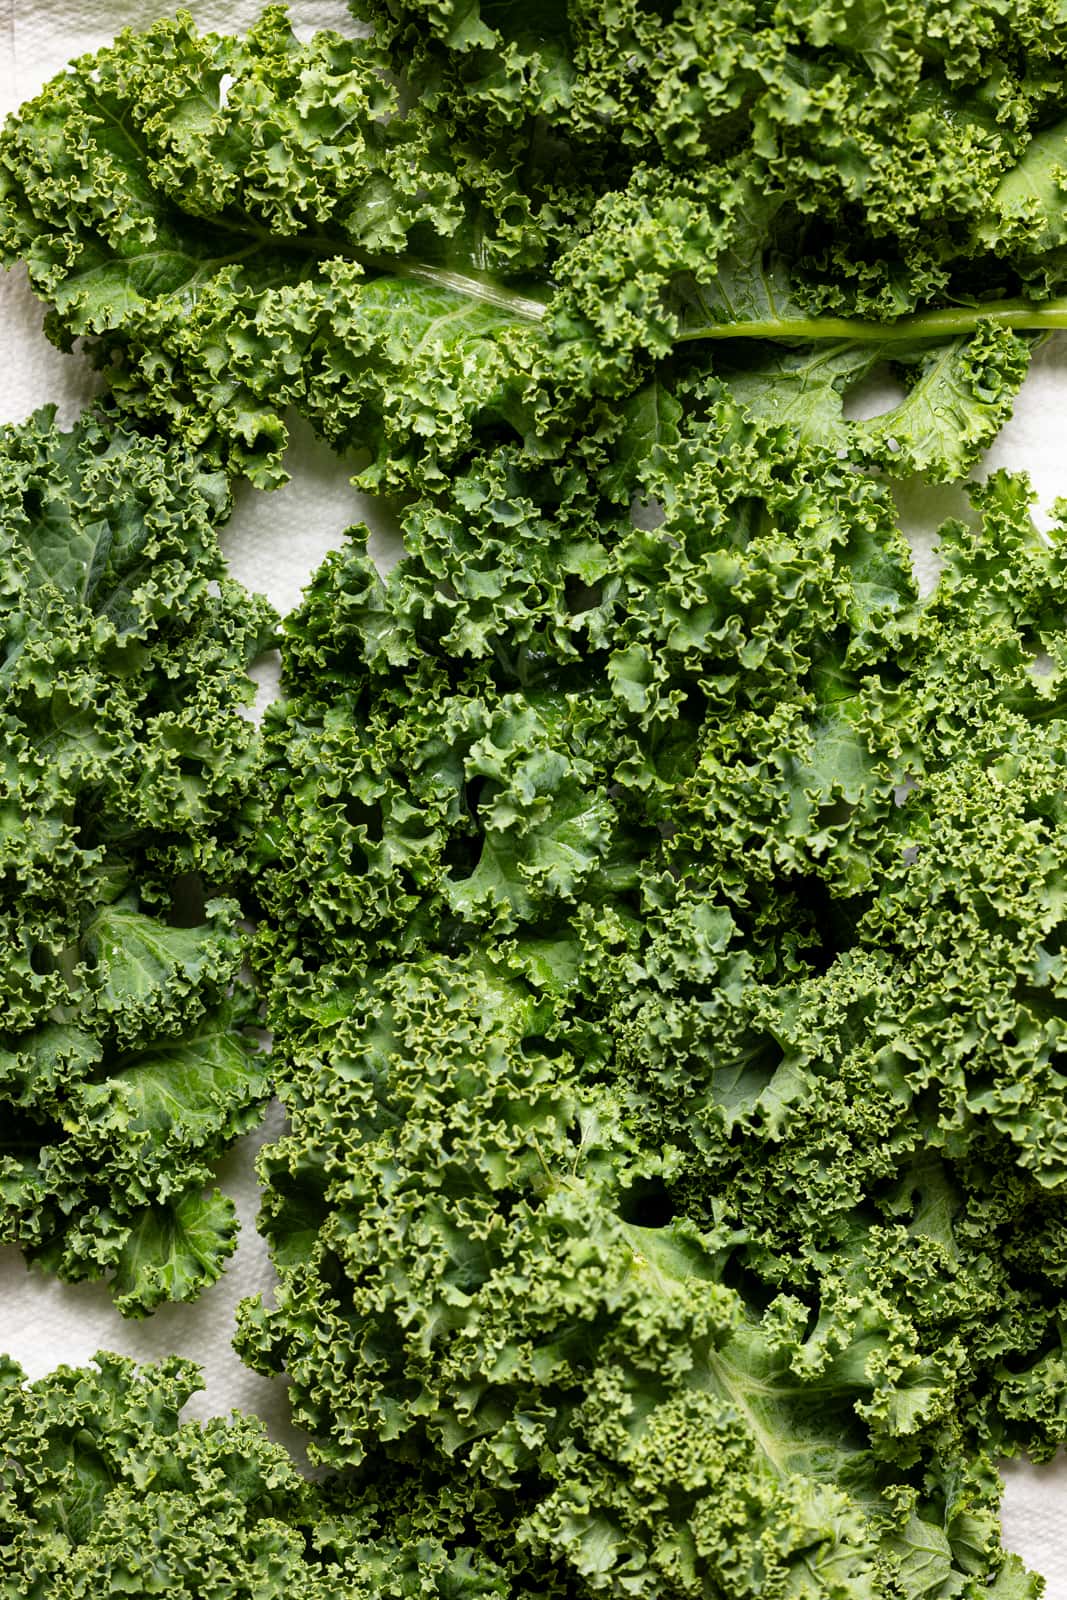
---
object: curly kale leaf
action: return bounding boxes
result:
[0,1351,527,1598]
[4,5,1067,490]
[711,324,1035,482]
[236,952,1033,1599]
[352,0,1059,205]
[0,8,584,490]
[0,408,275,1314]
[243,369,1067,1571]
[602,468,1067,1460]
[247,393,919,1042]
[7,2,1067,1587]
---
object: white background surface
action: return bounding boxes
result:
[2,0,1067,1585]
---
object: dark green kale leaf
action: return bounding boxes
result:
[0,408,275,1314]
[8,2,1067,1588]
[240,378,1067,1592]
[235,951,1037,1599]
[248,388,918,1043]
[0,8,588,490]
[603,468,1067,1469]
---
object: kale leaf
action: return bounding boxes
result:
[0,408,275,1313]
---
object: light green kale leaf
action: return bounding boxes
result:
[0,8,590,490]
[715,323,1035,482]
[3,4,1066,493]
[0,1351,531,1598]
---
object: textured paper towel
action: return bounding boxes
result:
[4,0,1067,1585]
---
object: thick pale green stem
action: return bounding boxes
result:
[359,275,1067,339]
[355,272,1067,339]
[674,299,1067,344]
[385,259,550,321]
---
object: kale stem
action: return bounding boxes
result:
[674,299,1067,343]
[362,255,551,320]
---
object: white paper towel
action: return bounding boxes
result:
[3,0,1067,1587]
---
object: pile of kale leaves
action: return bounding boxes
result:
[6,1,1067,1593]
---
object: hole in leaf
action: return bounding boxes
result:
[778,873,856,974]
[564,575,602,614]
[70,800,101,851]
[317,1248,351,1308]
[343,796,384,840]
[169,873,206,928]
[889,481,978,599]
[814,797,852,830]
[29,944,54,976]
[841,363,908,421]
[718,1253,780,1315]
[520,1034,565,1060]
[0,1102,59,1155]
[465,776,490,820]
[440,829,481,877]
[618,1176,676,1229]
[631,496,666,530]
